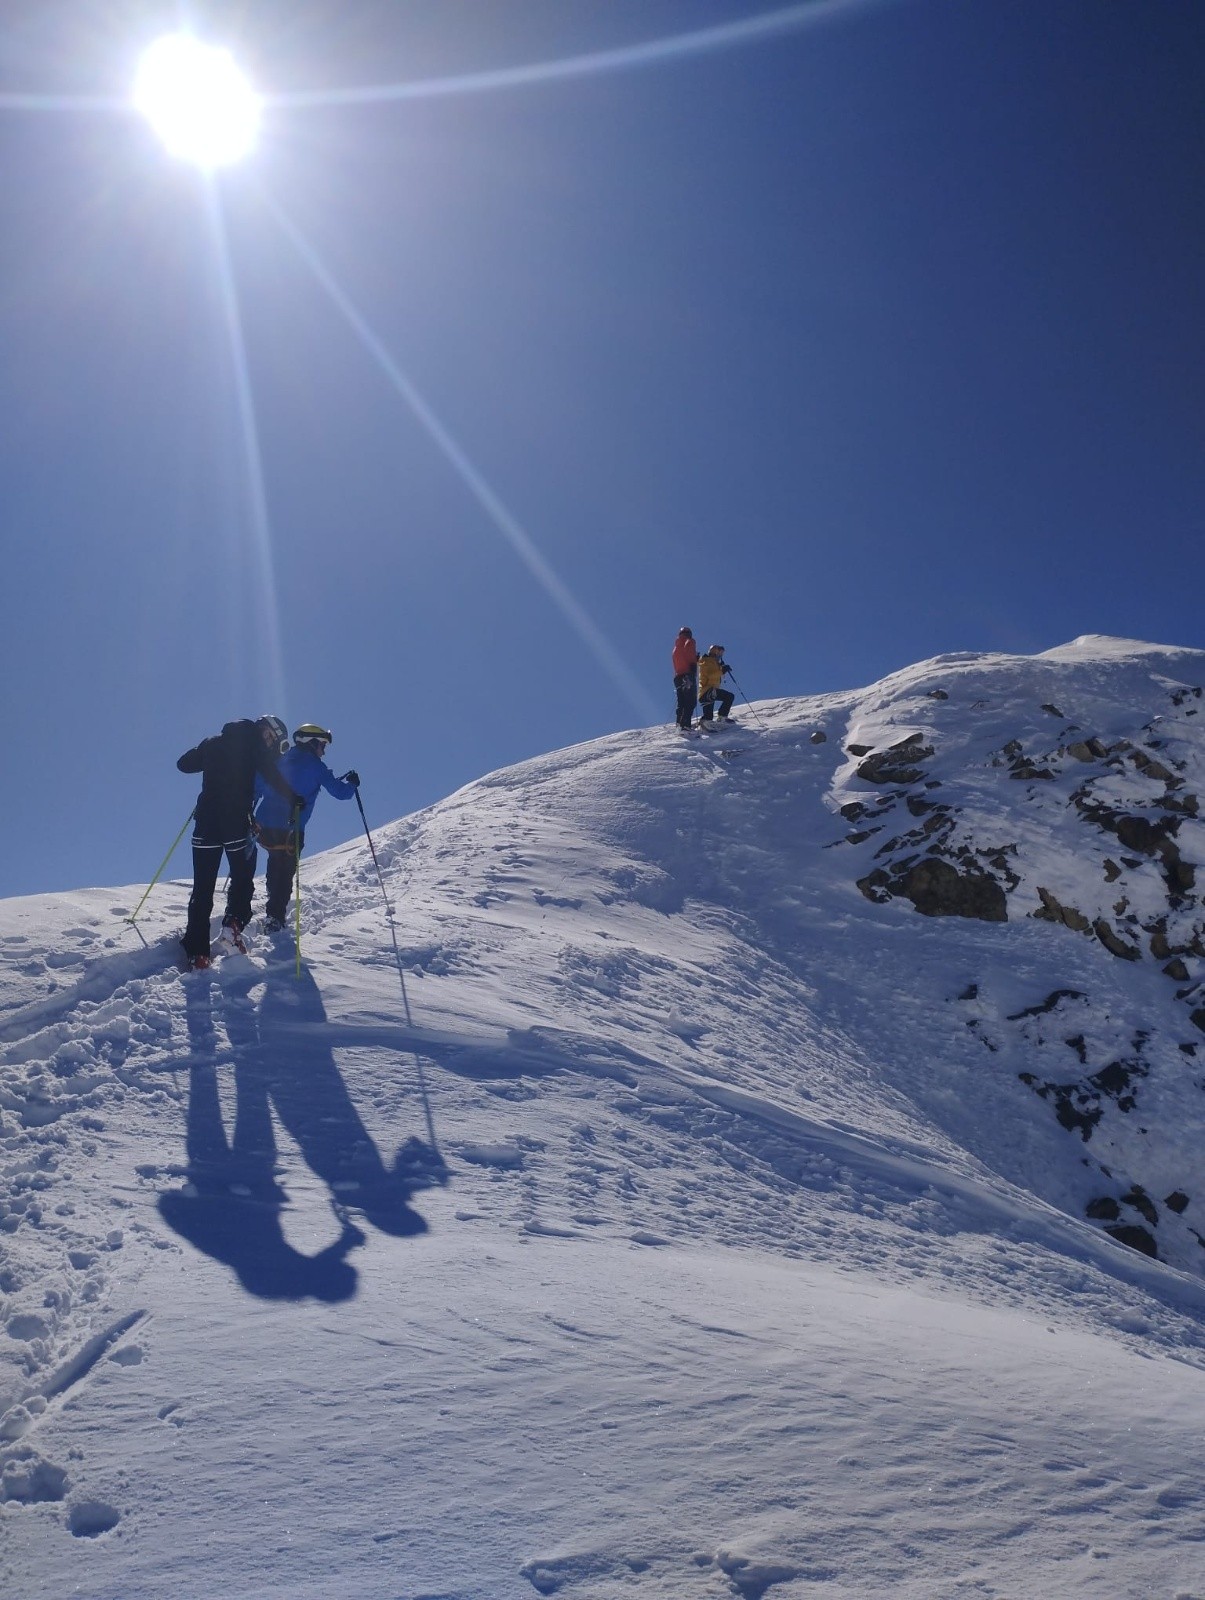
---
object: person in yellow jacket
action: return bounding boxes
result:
[697,644,736,727]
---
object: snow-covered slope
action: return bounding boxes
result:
[4,636,1205,1598]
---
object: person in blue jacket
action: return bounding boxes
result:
[254,723,360,931]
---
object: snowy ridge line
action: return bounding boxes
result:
[297,1013,1205,1320]
[542,1017,1205,1323]
[567,1031,1205,1322]
[596,1053,1205,1318]
[693,1078,1205,1321]
[274,1010,1064,1177]
[272,1013,728,1084]
[265,1015,516,1056]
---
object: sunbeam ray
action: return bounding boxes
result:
[202,179,287,712]
[0,93,128,112]
[262,192,660,724]
[268,0,887,108]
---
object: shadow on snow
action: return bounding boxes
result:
[158,962,446,1303]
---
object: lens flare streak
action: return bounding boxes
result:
[0,92,126,112]
[203,181,287,712]
[268,0,885,108]
[264,194,659,722]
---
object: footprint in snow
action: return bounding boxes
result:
[68,1499,121,1538]
[107,1342,145,1367]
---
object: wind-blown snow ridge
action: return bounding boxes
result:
[4,635,1205,1598]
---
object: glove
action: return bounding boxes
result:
[721,663,733,676]
[342,770,360,788]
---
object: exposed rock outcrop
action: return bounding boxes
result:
[1105,1223,1158,1258]
[1034,888,1091,933]
[836,660,1205,1270]
[855,734,934,789]
[1092,919,1141,961]
[858,857,1007,921]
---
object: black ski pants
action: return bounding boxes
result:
[674,672,698,729]
[256,826,305,922]
[699,687,735,722]
[183,835,255,959]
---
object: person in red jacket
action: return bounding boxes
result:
[672,626,699,731]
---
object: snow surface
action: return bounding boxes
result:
[4,637,1205,1598]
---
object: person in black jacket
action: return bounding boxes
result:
[177,715,301,968]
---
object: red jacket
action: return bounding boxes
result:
[672,633,699,676]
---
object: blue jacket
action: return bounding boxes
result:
[254,746,356,831]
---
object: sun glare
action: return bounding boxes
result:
[133,34,260,168]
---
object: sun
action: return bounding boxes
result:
[133,34,261,169]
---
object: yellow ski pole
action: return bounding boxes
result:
[127,808,195,927]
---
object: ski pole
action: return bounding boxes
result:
[726,670,767,729]
[127,808,195,926]
[354,790,392,914]
[354,788,440,1155]
[293,807,303,978]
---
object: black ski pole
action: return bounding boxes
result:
[354,790,392,921]
[726,670,767,729]
[353,789,441,1159]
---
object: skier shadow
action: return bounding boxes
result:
[158,963,445,1303]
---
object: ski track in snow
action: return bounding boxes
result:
[5,639,1205,1595]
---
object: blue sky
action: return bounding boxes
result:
[3,0,1203,900]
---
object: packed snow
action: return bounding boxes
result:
[3,636,1205,1598]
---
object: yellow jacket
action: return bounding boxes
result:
[698,653,724,693]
